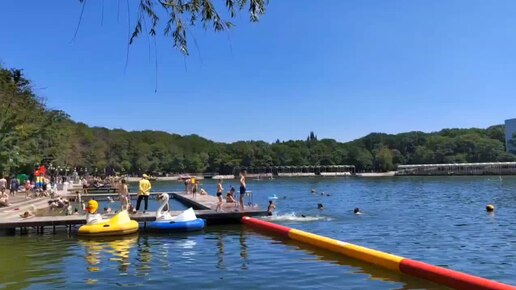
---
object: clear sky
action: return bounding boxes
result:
[1,0,516,143]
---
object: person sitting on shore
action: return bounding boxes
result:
[19,211,34,218]
[24,180,32,199]
[226,192,236,203]
[200,188,208,195]
[65,204,73,216]
[127,203,135,213]
[0,192,10,207]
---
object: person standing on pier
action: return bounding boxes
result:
[136,174,152,213]
[216,179,223,212]
[0,176,6,195]
[192,180,198,199]
[239,171,247,210]
[118,179,130,211]
[82,177,89,195]
[10,177,19,196]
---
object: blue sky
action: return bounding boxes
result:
[1,0,516,143]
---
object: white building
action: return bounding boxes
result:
[505,118,516,153]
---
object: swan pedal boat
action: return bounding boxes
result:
[147,193,205,232]
[78,210,139,237]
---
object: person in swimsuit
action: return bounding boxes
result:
[239,171,246,210]
[192,181,198,199]
[118,179,130,211]
[82,177,89,195]
[216,179,223,212]
[267,200,276,216]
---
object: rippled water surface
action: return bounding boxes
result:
[1,176,515,289]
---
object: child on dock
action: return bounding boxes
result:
[192,180,198,199]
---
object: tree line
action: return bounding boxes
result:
[1,65,515,176]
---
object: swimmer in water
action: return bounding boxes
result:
[317,203,324,210]
[311,188,316,194]
[267,200,276,216]
[486,204,495,213]
[354,208,362,215]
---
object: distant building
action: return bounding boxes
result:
[505,118,516,153]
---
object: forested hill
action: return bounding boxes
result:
[1,65,515,175]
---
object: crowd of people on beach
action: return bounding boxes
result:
[0,174,63,207]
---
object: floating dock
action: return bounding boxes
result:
[0,192,267,232]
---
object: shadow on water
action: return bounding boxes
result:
[242,227,449,290]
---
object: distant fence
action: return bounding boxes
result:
[396,162,516,176]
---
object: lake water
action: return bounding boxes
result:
[1,176,515,289]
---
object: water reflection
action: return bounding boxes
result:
[239,229,248,270]
[136,236,152,275]
[246,228,445,290]
[216,232,225,270]
[79,235,137,274]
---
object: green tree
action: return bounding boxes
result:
[375,147,394,172]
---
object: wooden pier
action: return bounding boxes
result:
[0,191,267,232]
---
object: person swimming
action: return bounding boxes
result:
[317,203,324,210]
[354,208,362,215]
[267,200,276,216]
[486,204,495,212]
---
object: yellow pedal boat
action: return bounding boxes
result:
[78,210,139,237]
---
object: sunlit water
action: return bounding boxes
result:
[1,176,515,289]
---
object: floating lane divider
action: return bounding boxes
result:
[241,217,515,290]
